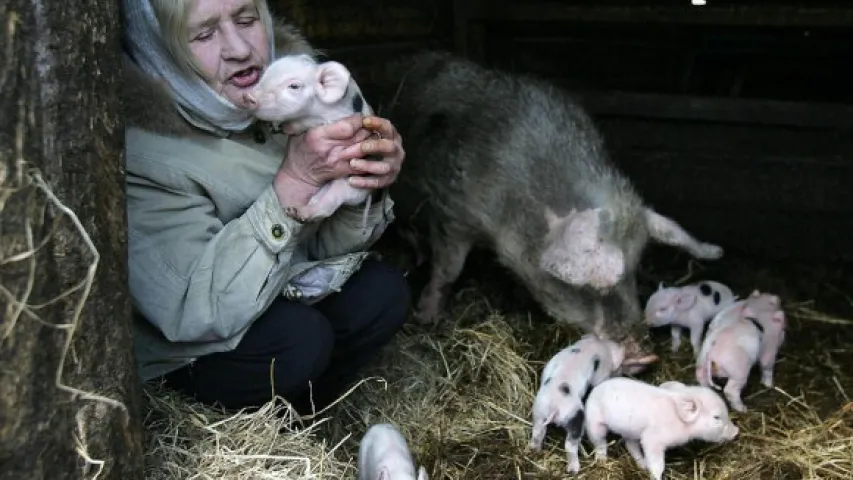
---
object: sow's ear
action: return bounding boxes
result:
[539,206,625,290]
[643,208,725,260]
[315,61,351,104]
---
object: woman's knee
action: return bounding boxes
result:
[364,257,412,316]
[253,302,337,392]
[280,317,335,385]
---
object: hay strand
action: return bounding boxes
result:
[140,242,853,479]
[1,161,130,476]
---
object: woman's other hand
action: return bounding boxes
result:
[344,115,405,190]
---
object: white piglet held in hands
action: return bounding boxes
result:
[244,54,379,227]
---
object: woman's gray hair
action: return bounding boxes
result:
[121,0,276,134]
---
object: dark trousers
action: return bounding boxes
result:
[160,258,411,414]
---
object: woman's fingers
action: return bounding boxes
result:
[362,115,398,141]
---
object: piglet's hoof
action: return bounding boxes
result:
[567,459,580,474]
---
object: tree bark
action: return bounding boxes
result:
[1,2,145,480]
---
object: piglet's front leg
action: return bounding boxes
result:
[640,439,667,480]
[688,324,705,356]
[294,179,369,222]
[687,310,707,355]
[670,326,682,353]
[624,439,646,469]
[528,415,548,452]
[564,411,585,474]
[759,349,780,388]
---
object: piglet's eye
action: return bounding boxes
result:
[287,82,302,90]
[713,415,721,420]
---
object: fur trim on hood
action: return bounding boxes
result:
[121,21,316,137]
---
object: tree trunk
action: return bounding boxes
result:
[0,2,145,479]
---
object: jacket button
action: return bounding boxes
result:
[271,224,284,239]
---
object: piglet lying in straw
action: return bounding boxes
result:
[584,377,739,480]
[358,423,429,480]
[244,54,378,229]
[644,280,737,354]
[696,290,786,412]
[528,333,626,473]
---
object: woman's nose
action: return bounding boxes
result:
[220,23,251,60]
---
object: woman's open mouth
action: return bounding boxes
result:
[230,67,261,88]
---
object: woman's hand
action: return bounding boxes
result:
[274,114,373,207]
[272,114,405,208]
[342,115,406,190]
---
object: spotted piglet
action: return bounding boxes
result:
[584,377,739,480]
[696,290,786,412]
[358,423,428,480]
[528,334,625,473]
[644,280,737,354]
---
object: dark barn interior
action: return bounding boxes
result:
[142,2,853,479]
[272,0,853,262]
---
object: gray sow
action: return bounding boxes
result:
[381,51,723,369]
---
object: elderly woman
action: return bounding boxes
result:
[120,0,411,414]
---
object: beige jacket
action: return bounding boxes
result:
[122,22,395,381]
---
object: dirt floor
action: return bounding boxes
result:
[142,232,853,480]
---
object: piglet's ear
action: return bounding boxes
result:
[769,294,781,308]
[673,394,701,424]
[659,381,685,391]
[315,61,351,104]
[675,291,697,311]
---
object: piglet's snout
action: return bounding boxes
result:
[243,92,258,109]
[725,423,740,440]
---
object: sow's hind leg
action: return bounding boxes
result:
[414,220,474,324]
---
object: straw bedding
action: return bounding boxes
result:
[141,239,853,480]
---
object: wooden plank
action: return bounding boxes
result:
[464,3,853,27]
[453,0,487,60]
[609,150,853,214]
[571,90,853,129]
[640,204,853,262]
[594,118,853,160]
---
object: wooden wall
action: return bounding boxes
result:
[270,0,853,262]
[269,0,454,93]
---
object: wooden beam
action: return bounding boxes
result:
[464,3,853,27]
[571,90,853,130]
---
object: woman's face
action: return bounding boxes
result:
[186,0,270,108]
